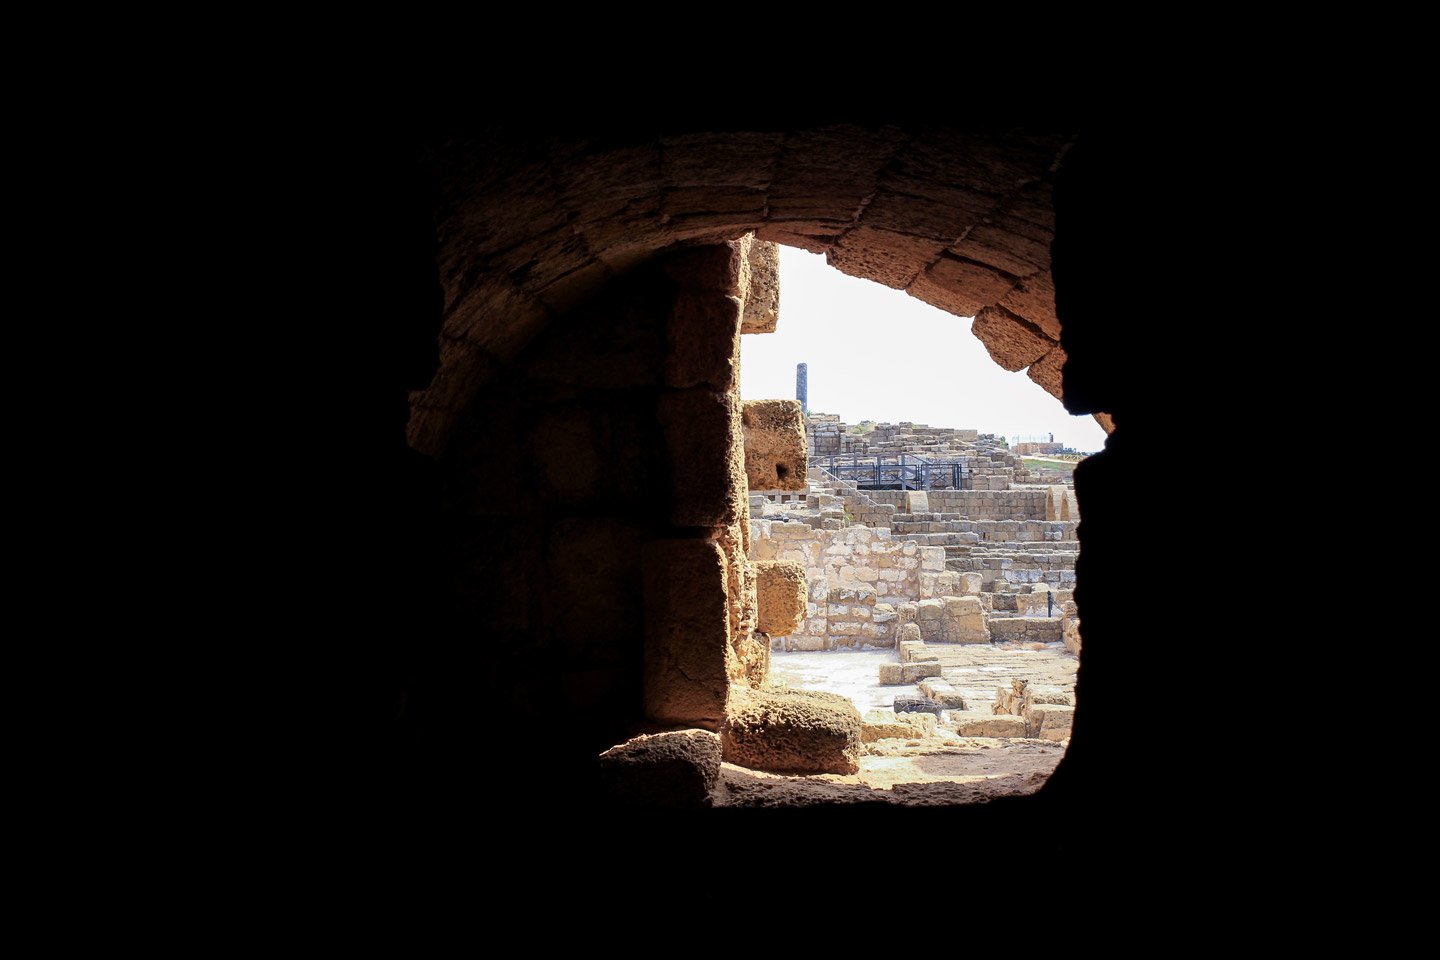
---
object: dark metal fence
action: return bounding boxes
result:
[824,454,970,490]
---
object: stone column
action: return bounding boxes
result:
[796,362,808,413]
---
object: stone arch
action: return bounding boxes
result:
[409,128,1089,456]
[364,125,1180,829]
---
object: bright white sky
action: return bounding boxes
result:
[740,246,1109,453]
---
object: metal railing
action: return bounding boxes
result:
[823,453,971,490]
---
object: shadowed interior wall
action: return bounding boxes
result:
[310,123,1245,863]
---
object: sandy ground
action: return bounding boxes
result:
[722,644,1076,806]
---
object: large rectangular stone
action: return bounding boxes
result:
[740,237,779,334]
[915,599,944,621]
[666,287,740,391]
[642,539,729,727]
[1025,703,1075,740]
[902,661,942,683]
[949,713,1028,738]
[918,680,966,709]
[754,559,806,636]
[742,399,807,492]
[658,388,743,529]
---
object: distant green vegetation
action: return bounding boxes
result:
[847,421,876,435]
[1024,458,1076,475]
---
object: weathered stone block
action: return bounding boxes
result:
[642,539,729,727]
[597,730,722,809]
[940,595,990,644]
[898,639,931,662]
[915,599,944,621]
[742,399,807,492]
[722,686,861,774]
[918,679,966,709]
[666,287,740,391]
[754,559,806,636]
[988,617,1029,639]
[902,661,942,683]
[658,389,743,529]
[1027,685,1072,706]
[879,662,906,685]
[740,237,780,334]
[1016,588,1058,618]
[949,713,1028,738]
[1025,703,1075,740]
[861,709,937,742]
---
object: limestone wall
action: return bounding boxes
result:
[750,521,961,651]
[443,240,774,734]
[953,553,1078,590]
[741,399,806,491]
[869,489,1048,520]
[894,518,1077,544]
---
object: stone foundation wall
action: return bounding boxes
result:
[443,240,774,735]
[750,521,957,650]
[952,553,1079,589]
[870,489,1048,520]
[896,518,1077,543]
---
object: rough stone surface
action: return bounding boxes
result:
[919,679,966,709]
[740,237,780,334]
[659,388,745,529]
[754,559,806,636]
[1025,702,1075,740]
[642,539,730,727]
[411,131,1070,457]
[970,305,1055,372]
[1063,609,1082,656]
[666,288,740,391]
[597,730,722,808]
[941,595,990,644]
[949,713,1028,738]
[900,661,942,683]
[861,709,937,742]
[721,685,862,775]
[1026,345,1066,400]
[742,399,807,492]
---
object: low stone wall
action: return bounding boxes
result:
[951,553,1078,589]
[989,616,1063,643]
[872,489,1047,520]
[894,518,1077,543]
[908,596,989,644]
[750,521,953,650]
[838,489,899,527]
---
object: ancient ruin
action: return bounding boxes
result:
[744,409,1085,793]
[568,234,1090,802]
[318,123,1257,864]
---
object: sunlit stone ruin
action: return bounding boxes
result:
[332,124,1236,857]
[579,237,1092,807]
